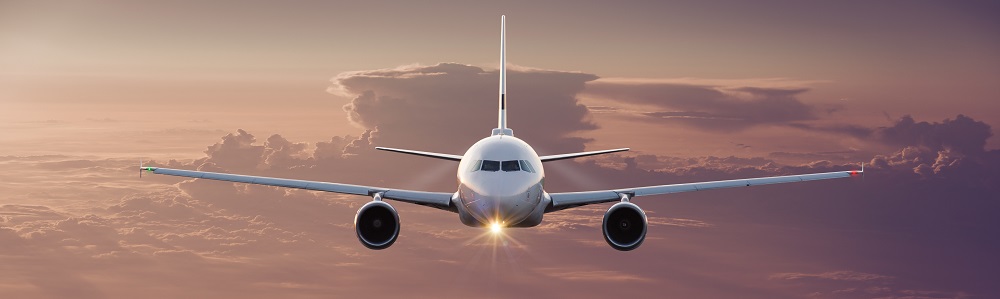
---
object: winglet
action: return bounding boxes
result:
[848,162,864,178]
[138,159,156,178]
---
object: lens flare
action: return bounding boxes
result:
[490,222,502,234]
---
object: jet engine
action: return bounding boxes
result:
[602,202,647,251]
[354,200,400,250]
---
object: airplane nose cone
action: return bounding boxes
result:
[463,191,501,221]
[460,184,535,226]
[474,182,525,198]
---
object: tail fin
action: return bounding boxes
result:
[492,15,513,136]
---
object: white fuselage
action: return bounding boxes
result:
[455,135,548,228]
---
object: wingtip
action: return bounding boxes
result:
[847,162,865,178]
[138,164,157,178]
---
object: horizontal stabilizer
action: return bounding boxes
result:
[375,147,463,161]
[539,148,629,162]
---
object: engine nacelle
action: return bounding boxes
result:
[602,202,647,251]
[354,201,400,250]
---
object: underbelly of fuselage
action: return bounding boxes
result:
[456,182,546,228]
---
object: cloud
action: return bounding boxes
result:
[7,114,998,298]
[0,205,66,224]
[767,150,861,161]
[202,129,266,172]
[768,270,974,298]
[769,271,893,282]
[873,114,992,156]
[5,59,999,298]
[862,115,999,179]
[582,78,822,131]
[584,105,620,113]
[784,122,874,139]
[593,77,830,89]
[331,63,599,154]
[0,160,472,298]
[788,114,994,156]
[536,267,652,282]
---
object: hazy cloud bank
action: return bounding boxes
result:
[2,63,997,298]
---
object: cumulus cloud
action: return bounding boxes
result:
[0,165,473,298]
[874,114,992,156]
[7,117,998,299]
[865,115,999,179]
[788,114,993,157]
[767,150,866,164]
[331,63,599,154]
[4,60,999,298]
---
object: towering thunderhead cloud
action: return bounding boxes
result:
[330,63,599,155]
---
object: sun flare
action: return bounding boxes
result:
[490,222,502,234]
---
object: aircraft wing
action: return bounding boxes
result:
[546,168,863,212]
[140,167,456,211]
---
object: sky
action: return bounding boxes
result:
[1,1,998,298]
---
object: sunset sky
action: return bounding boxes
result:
[1,1,998,298]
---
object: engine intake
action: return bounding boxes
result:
[354,201,400,250]
[602,202,647,251]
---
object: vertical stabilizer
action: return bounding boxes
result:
[492,15,513,136]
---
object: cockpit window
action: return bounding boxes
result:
[467,160,483,172]
[480,160,501,172]
[519,160,535,173]
[501,160,520,172]
[471,159,535,173]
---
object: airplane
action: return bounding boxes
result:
[139,15,863,251]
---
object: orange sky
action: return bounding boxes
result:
[3,1,999,158]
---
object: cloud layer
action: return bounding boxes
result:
[2,63,998,298]
[582,78,822,131]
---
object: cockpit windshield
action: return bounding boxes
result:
[471,160,535,173]
[519,160,535,173]
[480,160,501,172]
